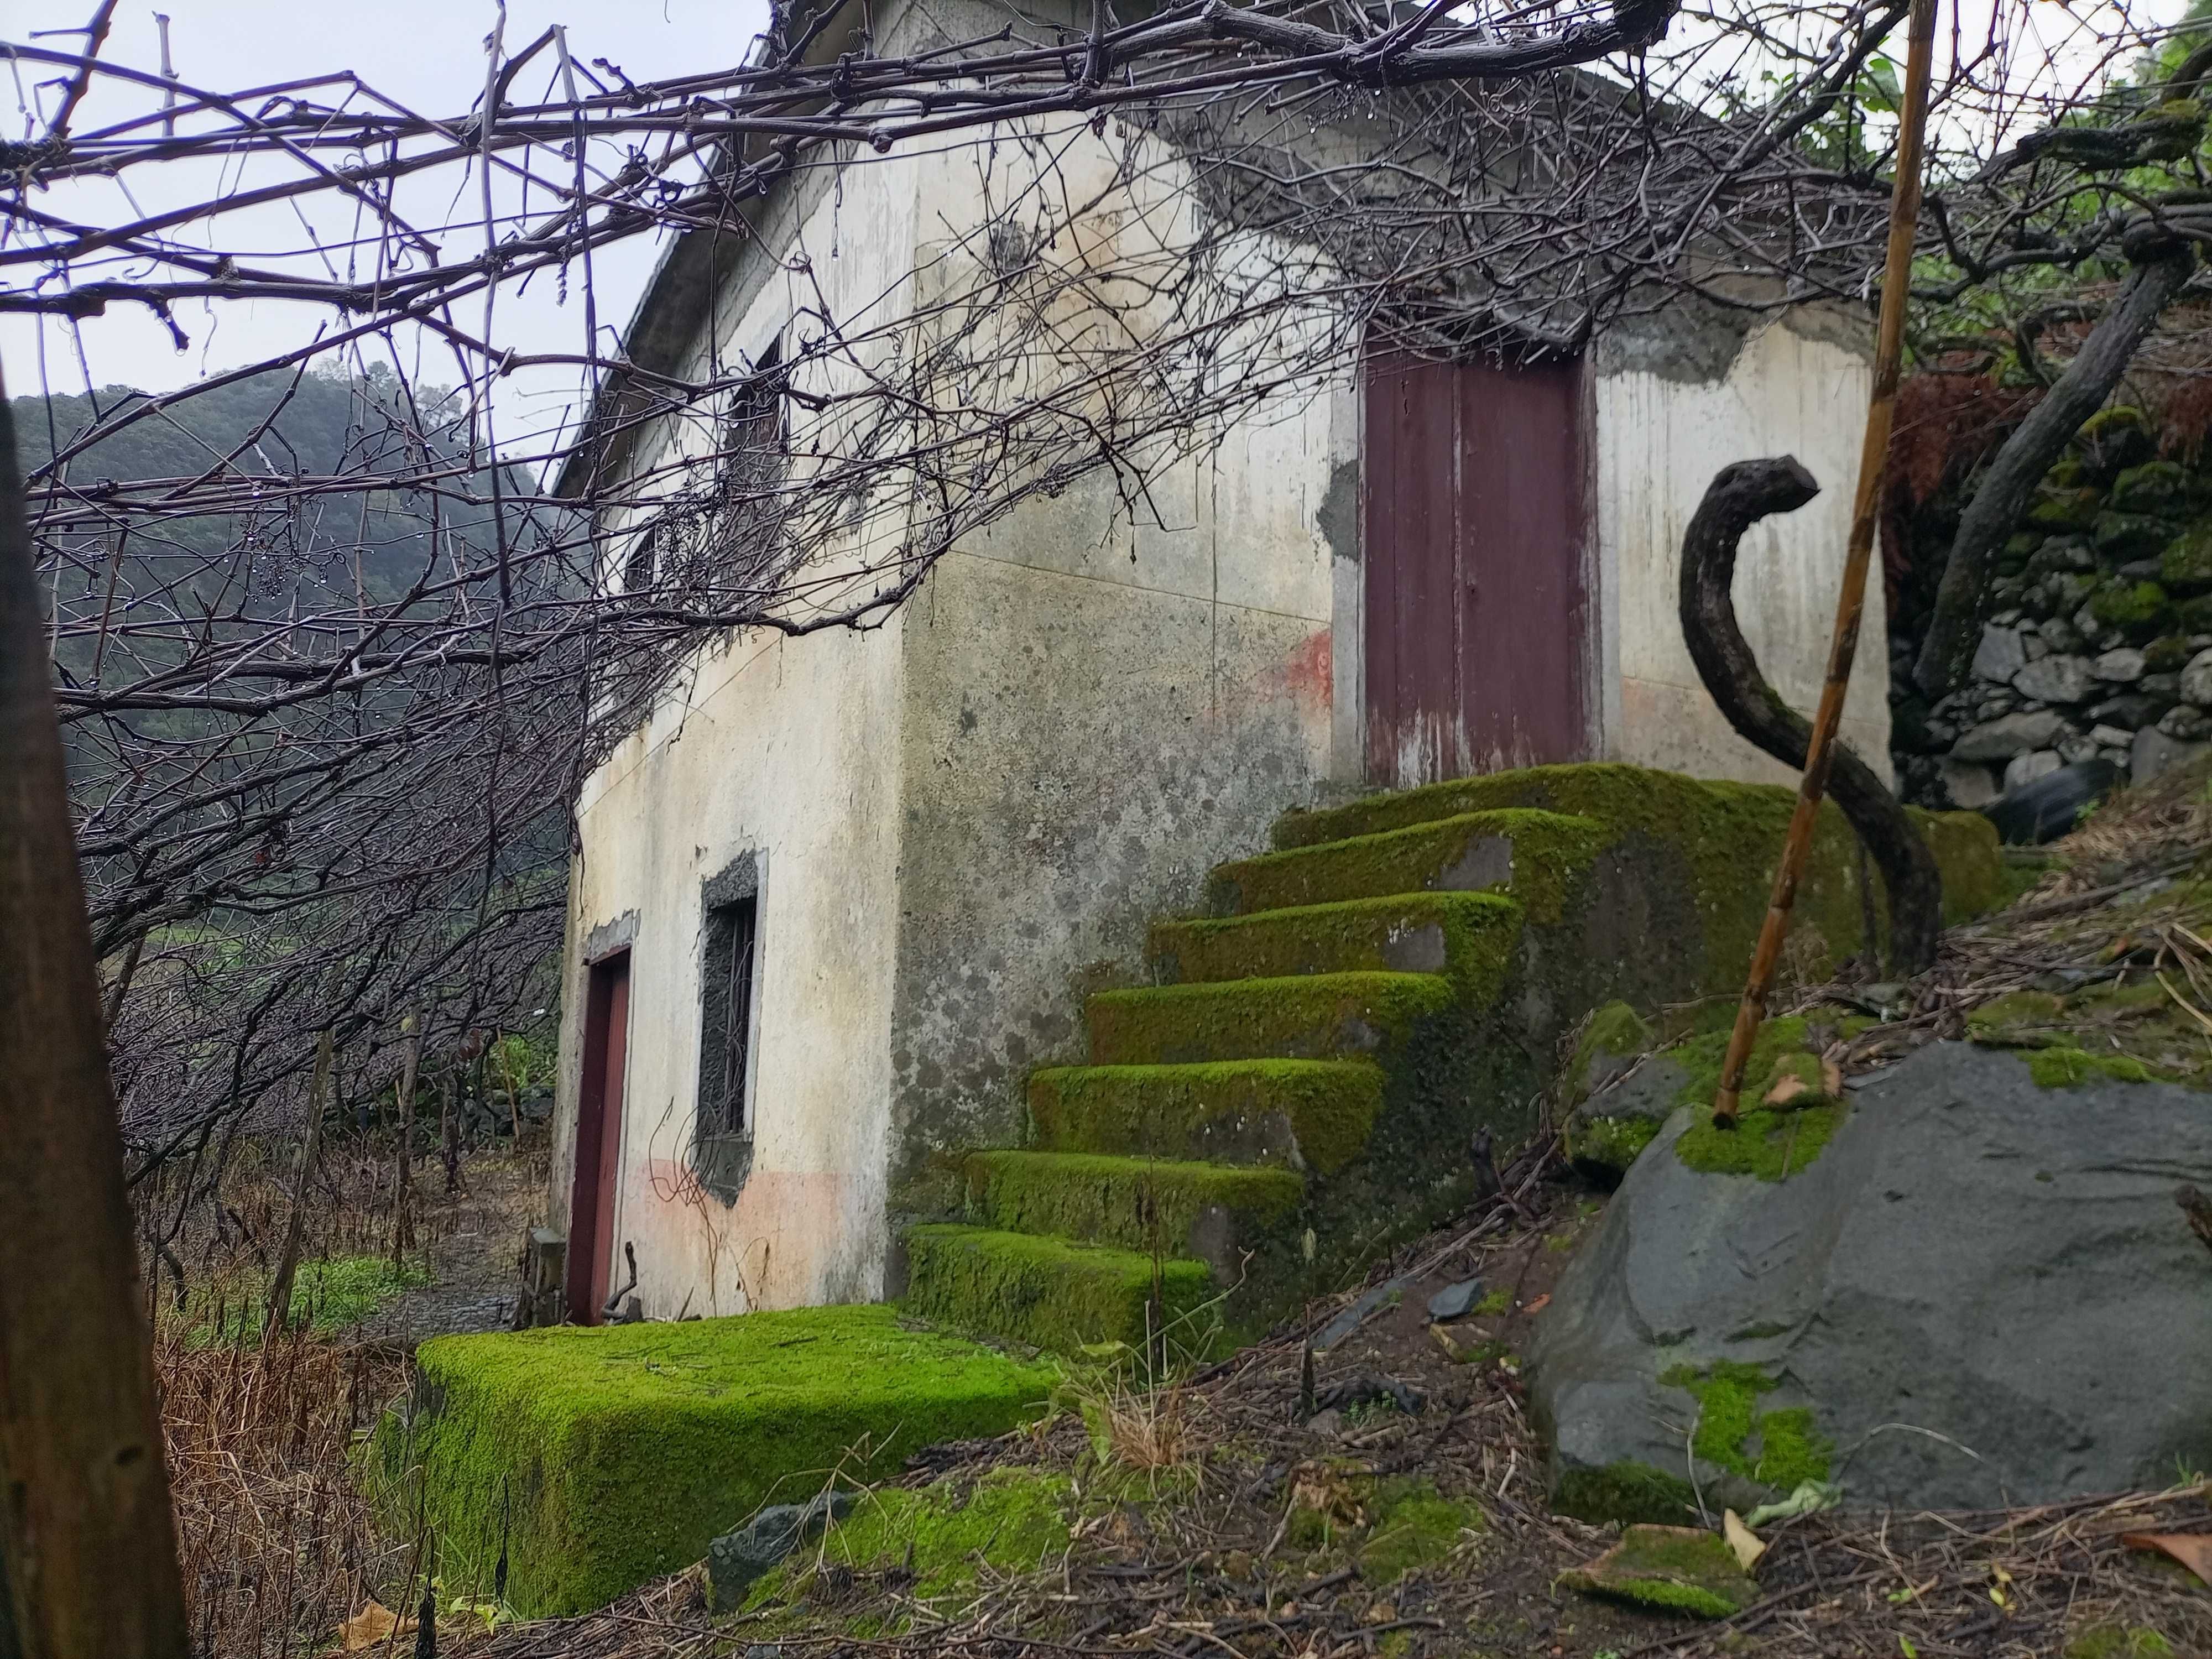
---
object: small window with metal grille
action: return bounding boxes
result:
[696,891,758,1140]
[620,519,659,596]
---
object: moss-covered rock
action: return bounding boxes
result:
[1027,1060,1383,1175]
[1550,1460,1701,1527]
[1558,1525,1761,1620]
[2163,521,2212,597]
[2028,1046,2156,1087]
[363,1307,1058,1619]
[2090,578,2174,640]
[2075,406,2154,480]
[1567,1001,1653,1098]
[901,1223,1216,1356]
[1658,1360,1833,1491]
[2030,487,2106,532]
[2111,461,2193,515]
[746,1467,1074,1617]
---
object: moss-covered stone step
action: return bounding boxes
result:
[1206,809,1606,924]
[1150,891,1523,1007]
[1085,971,1455,1066]
[957,1151,1303,1271]
[1265,763,2008,930]
[362,1305,1057,1619]
[901,1223,1217,1357]
[1027,1059,1383,1173]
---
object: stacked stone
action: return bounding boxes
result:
[1892,408,2212,808]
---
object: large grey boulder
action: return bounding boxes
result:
[1528,1043,2212,1521]
[2182,646,2212,708]
[2131,724,2210,785]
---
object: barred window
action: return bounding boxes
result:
[697,892,759,1138]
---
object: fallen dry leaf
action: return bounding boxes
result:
[1764,1073,1808,1107]
[339,1600,404,1651]
[1723,1509,1767,1572]
[2121,1532,2212,1584]
[1523,1293,1551,1315]
[1820,1056,1844,1097]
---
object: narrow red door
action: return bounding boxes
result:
[566,952,629,1324]
[1363,350,1591,785]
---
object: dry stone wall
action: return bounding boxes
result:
[1890,406,2212,807]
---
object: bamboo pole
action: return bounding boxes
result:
[0,367,191,1656]
[1712,0,1940,1128]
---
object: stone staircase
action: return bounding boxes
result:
[898,763,2006,1358]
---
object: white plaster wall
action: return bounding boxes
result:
[560,623,907,1318]
[1594,316,1893,786]
[554,139,926,1318]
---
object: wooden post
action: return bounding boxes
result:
[1712,0,1940,1127]
[0,372,190,1656]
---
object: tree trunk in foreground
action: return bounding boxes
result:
[1679,456,1945,973]
[0,377,190,1657]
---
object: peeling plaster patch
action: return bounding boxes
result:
[583,910,640,964]
[1318,458,1360,562]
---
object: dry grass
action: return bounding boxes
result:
[159,1326,411,1658]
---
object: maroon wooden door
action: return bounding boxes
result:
[1363,350,1591,786]
[566,952,629,1324]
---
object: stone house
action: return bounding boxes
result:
[545,0,1893,1326]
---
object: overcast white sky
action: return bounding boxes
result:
[3,0,773,458]
[1,0,2192,453]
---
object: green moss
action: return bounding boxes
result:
[2066,1626,2177,1659]
[2027,1046,2155,1087]
[1213,809,1607,925]
[1658,1361,1833,1490]
[902,1224,1216,1357]
[1966,990,2069,1048]
[1558,1525,1759,1619]
[1674,1105,1840,1180]
[1084,972,1457,1067]
[1550,1461,1700,1527]
[362,1306,1057,1619]
[189,1253,432,1344]
[2163,522,2212,594]
[2090,579,2173,638]
[755,1468,1073,1611]
[1265,764,2005,985]
[1569,1000,1653,1096]
[2112,461,2192,514]
[1564,1113,1662,1176]
[1027,1060,1382,1176]
[1356,1479,1485,1583]
[2028,487,2105,531]
[1150,891,1524,1011]
[1473,1287,1512,1317]
[958,1151,1303,1253]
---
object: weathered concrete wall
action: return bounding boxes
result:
[889,414,1342,1199]
[1593,310,1891,786]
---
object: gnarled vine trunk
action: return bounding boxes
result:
[1678,456,1944,973]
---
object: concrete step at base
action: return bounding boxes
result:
[1027,1059,1382,1173]
[957,1150,1303,1275]
[901,1224,1216,1357]
[1207,808,1604,921]
[1085,971,1454,1066]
